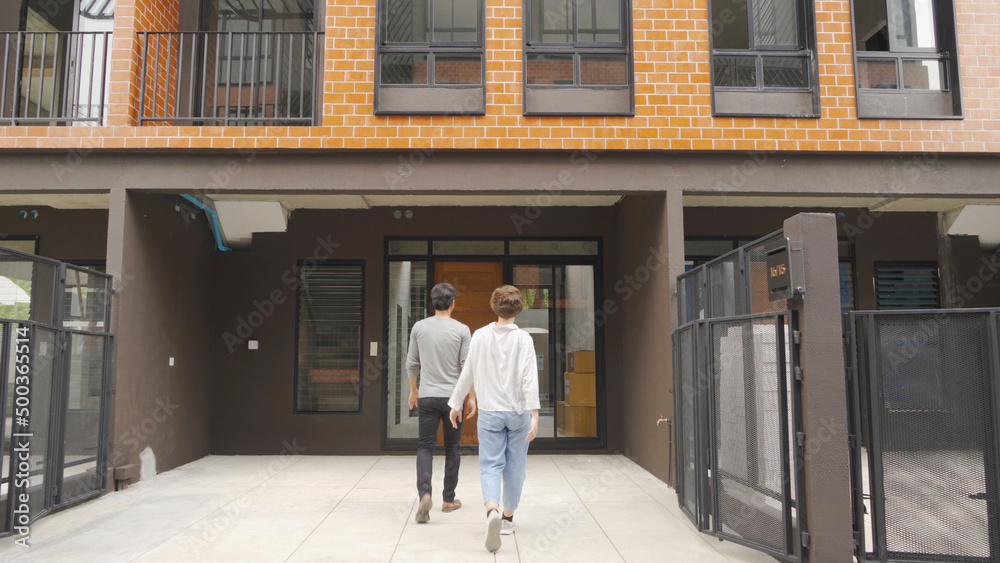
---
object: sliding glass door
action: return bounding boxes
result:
[383,239,602,448]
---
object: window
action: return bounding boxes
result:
[375,0,485,114]
[193,0,321,125]
[709,0,818,117]
[523,0,632,115]
[852,0,961,118]
[875,262,940,310]
[0,237,38,254]
[295,262,365,412]
[1,1,113,125]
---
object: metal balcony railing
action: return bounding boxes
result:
[138,31,323,126]
[0,31,112,125]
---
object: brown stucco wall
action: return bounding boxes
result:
[0,206,108,262]
[944,235,1000,308]
[209,205,622,455]
[615,194,678,484]
[108,193,214,475]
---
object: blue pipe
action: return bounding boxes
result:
[180,195,232,252]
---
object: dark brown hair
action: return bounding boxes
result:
[430,283,456,311]
[490,285,524,319]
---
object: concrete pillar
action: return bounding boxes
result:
[616,190,685,486]
[103,191,214,485]
[783,213,853,562]
[103,188,127,488]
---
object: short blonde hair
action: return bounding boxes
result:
[490,285,524,319]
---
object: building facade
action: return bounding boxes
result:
[1,0,999,555]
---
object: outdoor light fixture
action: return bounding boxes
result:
[18,210,38,219]
[393,210,402,219]
[404,210,413,219]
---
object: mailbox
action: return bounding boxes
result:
[766,238,805,301]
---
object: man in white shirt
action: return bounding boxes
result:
[407,283,472,524]
[449,285,540,553]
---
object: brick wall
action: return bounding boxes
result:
[107,0,180,127]
[1,0,998,152]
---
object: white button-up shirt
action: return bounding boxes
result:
[448,322,541,415]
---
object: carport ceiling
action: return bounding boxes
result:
[205,194,623,208]
[682,194,1000,212]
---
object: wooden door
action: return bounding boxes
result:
[434,261,504,446]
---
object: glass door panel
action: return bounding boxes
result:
[514,263,597,439]
[385,261,428,440]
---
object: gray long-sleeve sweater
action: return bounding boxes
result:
[406,316,471,398]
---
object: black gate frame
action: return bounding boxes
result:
[846,309,1000,563]
[673,229,809,562]
[0,247,115,537]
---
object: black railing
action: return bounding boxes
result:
[138,31,323,126]
[0,31,111,125]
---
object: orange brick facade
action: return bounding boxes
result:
[0,0,998,152]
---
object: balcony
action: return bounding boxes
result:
[0,31,112,126]
[138,31,324,126]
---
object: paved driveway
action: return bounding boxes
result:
[0,455,775,562]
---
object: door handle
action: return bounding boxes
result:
[968,493,997,501]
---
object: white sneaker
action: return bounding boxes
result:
[485,510,502,552]
[501,519,516,535]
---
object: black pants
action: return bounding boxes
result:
[417,397,462,502]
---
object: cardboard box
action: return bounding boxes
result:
[564,371,596,407]
[568,350,596,373]
[562,404,597,437]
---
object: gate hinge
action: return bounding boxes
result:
[852,531,860,547]
[796,432,805,447]
[801,531,811,548]
[792,330,802,345]
[848,434,857,449]
[794,366,803,381]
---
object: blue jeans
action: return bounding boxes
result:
[477,410,531,511]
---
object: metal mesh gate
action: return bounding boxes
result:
[674,229,807,562]
[0,247,114,538]
[847,310,1000,562]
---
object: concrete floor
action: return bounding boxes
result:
[0,455,776,563]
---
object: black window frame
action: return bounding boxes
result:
[0,236,39,254]
[293,260,366,414]
[707,0,820,118]
[374,0,487,115]
[522,0,634,116]
[850,0,962,119]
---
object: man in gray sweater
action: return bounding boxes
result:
[407,283,472,523]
